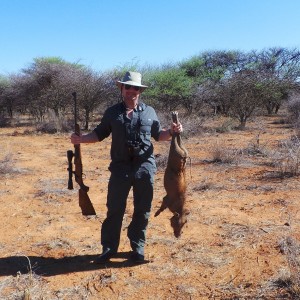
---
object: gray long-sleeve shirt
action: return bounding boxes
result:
[93,102,162,177]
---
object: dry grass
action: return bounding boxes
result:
[0,152,16,175]
[243,133,270,158]
[263,136,300,178]
[215,118,236,133]
[0,256,47,300]
[2,114,300,299]
[210,142,242,164]
[35,109,73,134]
[276,237,300,297]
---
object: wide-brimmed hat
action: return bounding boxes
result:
[116,71,148,92]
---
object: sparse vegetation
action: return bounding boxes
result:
[1,47,300,132]
[1,112,300,299]
[1,48,300,298]
[215,118,236,133]
[243,130,269,157]
[268,136,300,178]
[0,152,16,175]
[210,142,242,164]
[277,237,300,297]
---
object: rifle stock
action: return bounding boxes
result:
[67,92,96,216]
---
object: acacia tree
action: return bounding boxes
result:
[256,77,289,114]
[7,71,51,121]
[226,70,264,129]
[23,57,82,118]
[143,65,195,113]
[287,92,300,124]
[180,50,249,114]
[1,57,117,128]
[0,75,13,118]
[255,47,300,114]
[72,69,114,129]
[180,50,247,81]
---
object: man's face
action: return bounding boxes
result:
[122,84,141,109]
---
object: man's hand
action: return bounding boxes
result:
[71,133,81,145]
[71,131,99,144]
[170,121,183,134]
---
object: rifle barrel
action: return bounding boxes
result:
[70,91,96,215]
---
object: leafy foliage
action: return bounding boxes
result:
[143,66,195,112]
[0,48,300,130]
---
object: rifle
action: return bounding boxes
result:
[67,92,96,216]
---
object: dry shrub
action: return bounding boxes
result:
[0,256,112,299]
[210,142,242,165]
[287,94,300,137]
[0,256,48,300]
[191,177,222,192]
[276,237,300,297]
[192,181,214,192]
[268,137,300,178]
[215,118,236,133]
[0,152,15,175]
[287,94,300,124]
[243,131,269,157]
[36,109,73,134]
[157,111,206,138]
[181,114,206,138]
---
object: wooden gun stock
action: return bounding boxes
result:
[67,92,96,216]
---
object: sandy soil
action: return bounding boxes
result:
[0,114,300,299]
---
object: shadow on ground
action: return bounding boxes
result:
[0,252,149,277]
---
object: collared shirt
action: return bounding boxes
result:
[93,102,162,176]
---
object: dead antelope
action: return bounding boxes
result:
[155,111,189,237]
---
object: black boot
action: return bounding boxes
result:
[94,248,116,264]
[130,251,145,263]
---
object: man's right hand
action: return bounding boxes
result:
[71,133,81,145]
[70,131,99,144]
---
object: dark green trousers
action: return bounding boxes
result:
[101,170,154,255]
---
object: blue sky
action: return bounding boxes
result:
[1,0,299,74]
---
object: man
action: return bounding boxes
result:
[71,71,183,264]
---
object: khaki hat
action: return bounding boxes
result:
[116,71,148,92]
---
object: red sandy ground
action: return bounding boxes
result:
[0,114,299,299]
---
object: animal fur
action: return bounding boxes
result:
[155,111,189,238]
